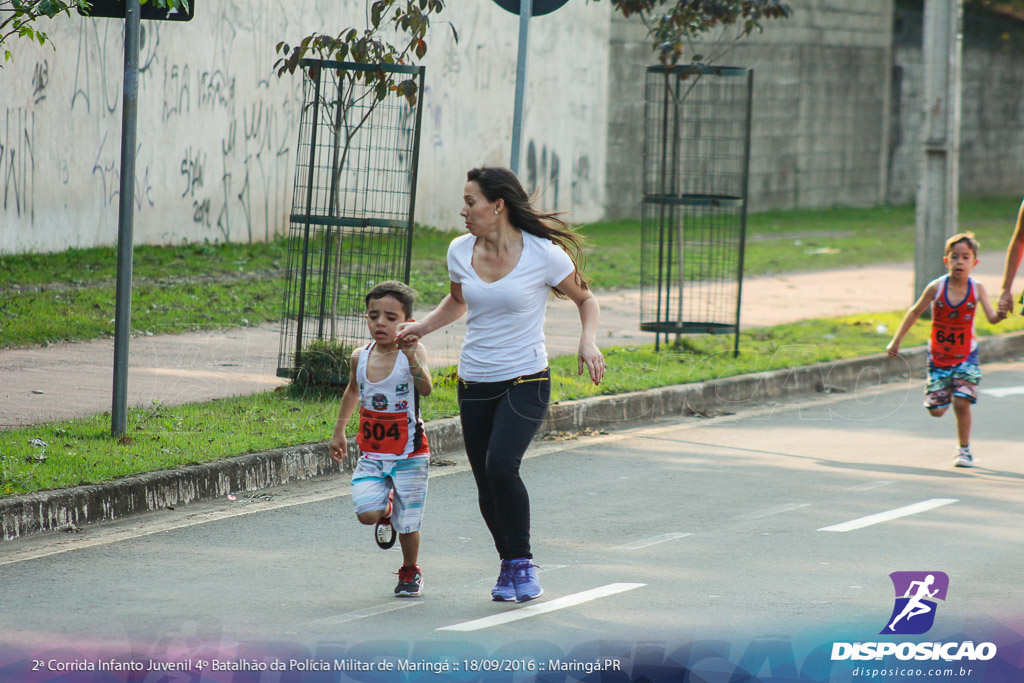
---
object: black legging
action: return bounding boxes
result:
[457,369,551,560]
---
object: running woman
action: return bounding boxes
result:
[396,167,604,603]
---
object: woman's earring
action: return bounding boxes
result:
[493,209,499,215]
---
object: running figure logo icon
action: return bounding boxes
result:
[881,571,949,635]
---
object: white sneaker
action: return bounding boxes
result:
[954,446,974,468]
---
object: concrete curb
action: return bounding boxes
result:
[5,332,1024,541]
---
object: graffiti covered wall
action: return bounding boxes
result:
[0,2,610,254]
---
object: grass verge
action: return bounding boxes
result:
[1,196,1021,348]
[3,308,1024,498]
[580,196,1022,290]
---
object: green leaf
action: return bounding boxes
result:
[37,0,62,18]
[270,0,451,79]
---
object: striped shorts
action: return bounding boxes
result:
[351,456,429,534]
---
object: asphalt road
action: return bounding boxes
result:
[2,362,1024,679]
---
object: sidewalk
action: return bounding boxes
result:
[0,252,1007,430]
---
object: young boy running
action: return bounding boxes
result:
[886,232,1001,467]
[329,281,433,597]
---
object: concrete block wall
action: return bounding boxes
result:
[0,2,610,254]
[605,0,896,219]
[888,7,1024,205]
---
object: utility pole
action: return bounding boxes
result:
[915,0,963,298]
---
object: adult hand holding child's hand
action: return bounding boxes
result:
[395,320,424,346]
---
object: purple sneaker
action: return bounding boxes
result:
[491,560,515,601]
[510,558,543,603]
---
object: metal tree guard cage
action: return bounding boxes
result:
[640,65,753,355]
[278,59,426,383]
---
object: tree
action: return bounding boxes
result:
[274,0,454,106]
[274,0,455,200]
[1,0,188,66]
[592,0,792,66]
[274,0,456,342]
[1,0,84,64]
[274,1,455,192]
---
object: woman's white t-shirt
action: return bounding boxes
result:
[447,231,575,382]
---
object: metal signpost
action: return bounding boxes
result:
[491,0,570,175]
[78,1,194,436]
[109,0,141,438]
[491,0,569,13]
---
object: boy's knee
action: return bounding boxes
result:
[357,511,380,525]
[927,406,948,417]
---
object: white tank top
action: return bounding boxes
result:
[355,343,428,460]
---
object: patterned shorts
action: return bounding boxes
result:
[352,456,429,534]
[924,360,981,409]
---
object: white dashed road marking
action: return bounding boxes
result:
[818,499,959,532]
[305,601,422,627]
[615,533,693,550]
[437,583,646,632]
[733,503,810,520]
[980,386,1024,398]
[844,480,895,492]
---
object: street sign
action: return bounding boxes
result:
[79,0,194,21]
[492,0,570,16]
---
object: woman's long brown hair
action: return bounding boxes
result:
[466,166,589,297]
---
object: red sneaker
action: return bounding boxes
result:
[394,564,423,597]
